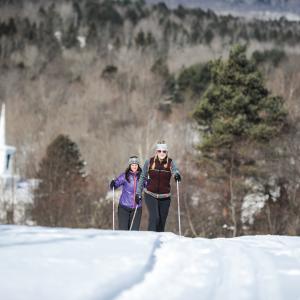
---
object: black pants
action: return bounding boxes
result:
[118,205,142,231]
[144,193,171,232]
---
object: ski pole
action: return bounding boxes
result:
[112,186,115,231]
[129,205,138,231]
[176,180,182,236]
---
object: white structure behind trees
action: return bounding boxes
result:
[0,103,35,225]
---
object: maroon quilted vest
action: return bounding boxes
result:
[147,156,172,194]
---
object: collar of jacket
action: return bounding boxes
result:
[155,156,168,165]
[129,170,139,176]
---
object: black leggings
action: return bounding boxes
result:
[118,205,142,231]
[144,193,171,232]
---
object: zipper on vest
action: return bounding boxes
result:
[157,168,161,194]
[133,174,137,208]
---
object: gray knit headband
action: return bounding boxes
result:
[128,156,140,165]
[156,143,168,152]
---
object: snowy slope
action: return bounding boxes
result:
[1,226,300,300]
[146,0,300,21]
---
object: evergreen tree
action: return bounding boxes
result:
[63,23,78,48]
[204,28,214,45]
[177,62,212,97]
[135,30,145,47]
[33,135,90,227]
[193,44,287,236]
[194,44,287,152]
[126,7,139,25]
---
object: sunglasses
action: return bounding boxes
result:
[157,150,167,153]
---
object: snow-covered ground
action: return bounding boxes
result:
[1,226,300,300]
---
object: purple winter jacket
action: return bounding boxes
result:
[114,171,142,209]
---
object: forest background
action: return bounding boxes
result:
[1,0,300,237]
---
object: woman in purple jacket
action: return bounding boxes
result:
[110,156,142,230]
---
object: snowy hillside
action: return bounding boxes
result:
[1,226,300,300]
[146,0,300,20]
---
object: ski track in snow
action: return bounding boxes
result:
[112,235,300,300]
[115,236,221,300]
[213,238,282,300]
[239,236,300,300]
[212,239,258,300]
[1,226,300,300]
[98,235,164,300]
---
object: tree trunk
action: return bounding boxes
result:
[229,151,237,237]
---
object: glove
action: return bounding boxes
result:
[174,173,181,182]
[110,180,116,189]
[135,194,142,205]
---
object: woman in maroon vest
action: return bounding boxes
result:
[136,141,181,232]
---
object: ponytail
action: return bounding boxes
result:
[164,156,169,169]
[151,153,158,170]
